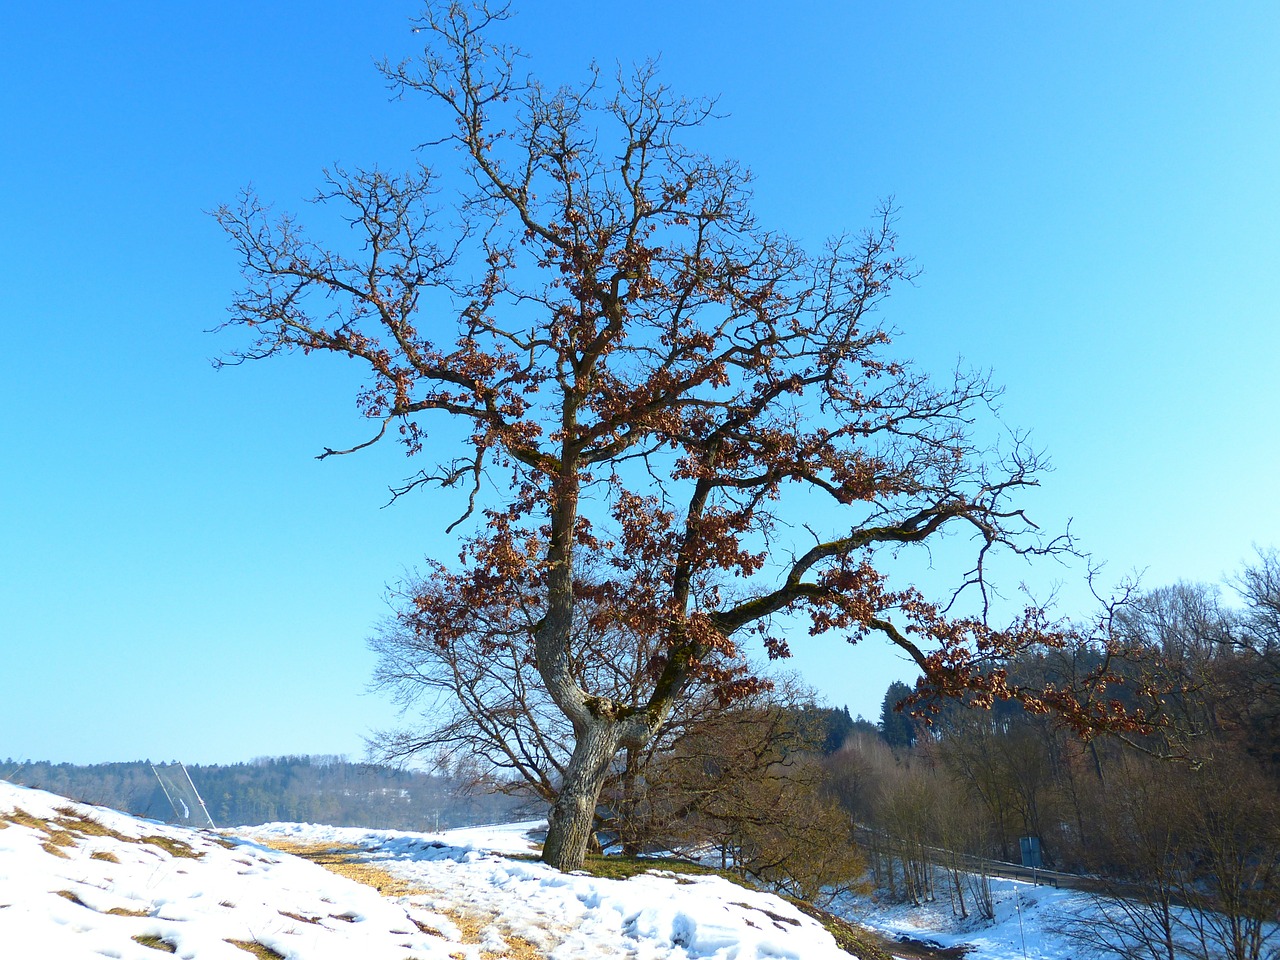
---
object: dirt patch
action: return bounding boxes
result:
[885,934,973,959]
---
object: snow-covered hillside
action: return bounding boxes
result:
[839,875,1099,960]
[0,780,853,958]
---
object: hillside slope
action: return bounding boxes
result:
[0,780,852,958]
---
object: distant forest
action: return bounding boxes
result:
[0,755,528,830]
[0,707,867,833]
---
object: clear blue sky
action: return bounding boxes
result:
[3,3,1278,765]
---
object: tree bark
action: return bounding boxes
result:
[541,717,625,872]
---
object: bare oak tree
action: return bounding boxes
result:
[367,553,763,827]
[216,1,1149,871]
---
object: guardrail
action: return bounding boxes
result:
[851,826,1114,894]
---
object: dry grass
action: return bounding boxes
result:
[53,806,123,837]
[442,907,544,960]
[2,802,226,938]
[133,935,177,953]
[139,835,202,859]
[412,917,448,938]
[3,805,202,861]
[106,906,152,917]
[58,886,157,921]
[279,909,322,924]
[3,803,539,958]
[3,809,48,831]
[45,829,78,849]
[262,840,425,897]
[259,839,546,960]
[226,940,285,959]
[41,841,71,859]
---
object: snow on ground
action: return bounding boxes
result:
[241,818,848,959]
[838,876,1108,960]
[0,780,851,959]
[0,780,467,959]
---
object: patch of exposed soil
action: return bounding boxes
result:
[886,934,973,959]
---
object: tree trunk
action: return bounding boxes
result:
[542,718,624,872]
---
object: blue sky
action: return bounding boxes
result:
[2,2,1278,765]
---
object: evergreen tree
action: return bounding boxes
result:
[879,681,917,749]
